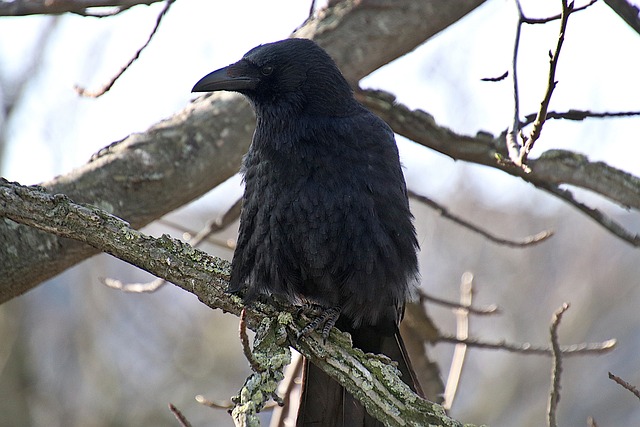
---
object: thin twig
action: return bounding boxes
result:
[480,70,508,82]
[159,196,242,250]
[437,334,615,356]
[158,218,237,250]
[507,0,525,164]
[195,395,234,410]
[188,198,242,247]
[443,273,473,410]
[522,0,598,24]
[168,403,193,427]
[195,394,280,412]
[538,183,640,247]
[418,288,499,316]
[548,302,570,427]
[519,0,574,167]
[608,372,640,400]
[521,108,640,127]
[75,0,176,97]
[410,191,554,247]
[509,0,598,169]
[240,308,264,373]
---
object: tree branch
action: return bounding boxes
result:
[0,178,472,427]
[409,191,553,247]
[604,0,640,36]
[0,0,163,16]
[356,89,640,245]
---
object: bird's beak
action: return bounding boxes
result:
[192,61,259,93]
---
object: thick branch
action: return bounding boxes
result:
[605,0,640,36]
[0,0,486,303]
[0,0,163,16]
[0,179,470,427]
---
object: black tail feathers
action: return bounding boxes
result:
[296,327,423,426]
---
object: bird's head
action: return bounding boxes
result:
[192,38,355,117]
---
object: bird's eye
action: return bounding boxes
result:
[261,65,274,76]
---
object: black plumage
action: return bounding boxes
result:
[193,38,422,426]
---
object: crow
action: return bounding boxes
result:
[193,38,422,426]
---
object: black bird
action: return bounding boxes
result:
[193,38,423,426]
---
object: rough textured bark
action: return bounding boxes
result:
[0,0,487,304]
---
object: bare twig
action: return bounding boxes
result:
[195,394,280,413]
[75,0,175,97]
[521,108,640,127]
[188,198,242,247]
[437,334,616,356]
[507,0,525,165]
[410,191,554,247]
[480,70,508,82]
[538,183,640,246]
[521,0,574,168]
[548,303,570,427]
[240,308,264,373]
[418,288,499,316]
[168,403,193,427]
[608,372,640,400]
[195,395,234,410]
[509,0,599,169]
[522,0,598,24]
[443,273,473,410]
[158,218,237,250]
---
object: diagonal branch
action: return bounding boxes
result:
[536,183,640,245]
[410,190,553,247]
[604,0,640,36]
[0,178,471,427]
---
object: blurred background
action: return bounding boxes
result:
[1,0,639,426]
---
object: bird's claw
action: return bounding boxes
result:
[296,306,341,344]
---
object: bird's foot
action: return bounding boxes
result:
[296,305,341,344]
